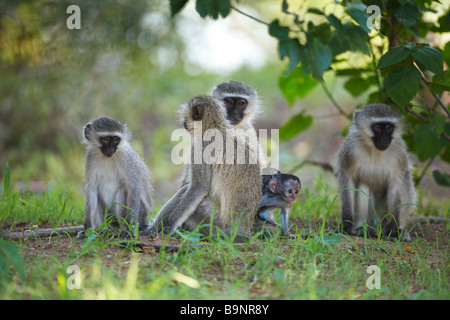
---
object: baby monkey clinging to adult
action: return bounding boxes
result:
[256,169,301,238]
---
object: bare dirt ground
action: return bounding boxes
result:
[4,217,448,266]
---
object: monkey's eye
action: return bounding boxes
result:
[224,98,234,105]
[102,137,110,143]
[237,99,247,107]
[374,124,382,131]
[288,189,293,194]
[385,123,394,132]
[112,136,120,143]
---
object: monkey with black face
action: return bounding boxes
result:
[255,169,301,238]
[335,104,417,241]
[153,95,261,238]
[174,81,266,234]
[211,80,267,168]
[80,116,153,238]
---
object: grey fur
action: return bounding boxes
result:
[81,116,153,237]
[153,95,262,239]
[335,104,416,241]
[177,81,266,234]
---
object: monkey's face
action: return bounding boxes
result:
[223,97,248,125]
[279,179,301,204]
[270,177,301,205]
[371,122,395,151]
[99,135,121,157]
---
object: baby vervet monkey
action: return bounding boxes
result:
[254,168,301,238]
[153,95,262,240]
[80,116,153,238]
[335,104,417,241]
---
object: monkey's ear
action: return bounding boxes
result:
[192,105,204,121]
[84,124,92,140]
[269,179,279,193]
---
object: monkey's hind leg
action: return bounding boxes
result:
[258,207,279,227]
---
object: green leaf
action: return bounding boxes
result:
[268,19,290,41]
[442,42,450,67]
[329,23,370,57]
[393,2,420,29]
[269,20,305,73]
[344,77,375,97]
[279,111,313,141]
[347,7,370,33]
[170,0,189,17]
[429,70,450,94]
[279,39,304,73]
[413,124,441,161]
[377,47,411,69]
[279,67,319,105]
[432,170,450,187]
[428,114,445,139]
[326,14,343,32]
[344,24,370,55]
[307,8,324,16]
[412,45,444,80]
[385,67,421,109]
[307,38,331,81]
[195,0,231,19]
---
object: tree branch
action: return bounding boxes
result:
[413,61,450,118]
[231,5,270,26]
[289,159,334,175]
[405,106,450,142]
[320,81,350,118]
[0,226,84,240]
[414,156,436,187]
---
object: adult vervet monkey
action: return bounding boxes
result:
[153,95,262,239]
[80,116,153,237]
[335,104,416,241]
[177,81,267,234]
[211,80,267,168]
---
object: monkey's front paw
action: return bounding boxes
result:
[76,230,86,239]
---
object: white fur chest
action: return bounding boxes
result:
[91,158,123,205]
[354,149,399,187]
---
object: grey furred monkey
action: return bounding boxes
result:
[335,104,417,241]
[254,168,301,238]
[153,95,262,238]
[178,81,266,233]
[80,116,153,237]
[211,80,267,168]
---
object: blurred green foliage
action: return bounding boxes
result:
[175,0,450,187]
[0,0,283,189]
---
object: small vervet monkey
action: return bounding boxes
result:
[80,116,153,237]
[254,168,301,238]
[153,95,262,239]
[335,104,417,241]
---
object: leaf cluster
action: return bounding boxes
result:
[171,0,450,187]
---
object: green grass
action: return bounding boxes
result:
[0,175,448,300]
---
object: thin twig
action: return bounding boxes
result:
[414,156,436,187]
[405,106,450,142]
[320,81,350,118]
[413,62,450,118]
[231,5,270,26]
[289,159,334,175]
